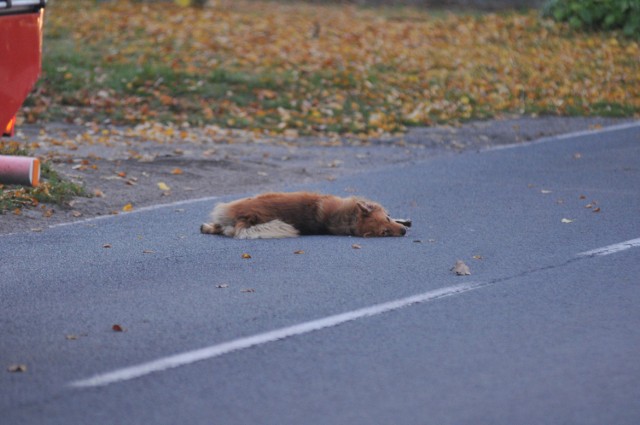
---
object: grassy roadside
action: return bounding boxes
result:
[0,142,85,214]
[22,0,639,136]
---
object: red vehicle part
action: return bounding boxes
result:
[0,1,46,137]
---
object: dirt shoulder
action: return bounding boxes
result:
[1,115,634,235]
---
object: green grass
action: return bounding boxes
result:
[25,0,640,135]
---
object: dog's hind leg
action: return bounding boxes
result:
[201,202,237,236]
[200,223,224,235]
[235,220,299,239]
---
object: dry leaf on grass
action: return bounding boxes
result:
[25,2,640,137]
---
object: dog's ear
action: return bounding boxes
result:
[356,201,374,215]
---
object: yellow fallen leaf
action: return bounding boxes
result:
[122,203,133,212]
[451,260,471,276]
[157,182,170,191]
[241,253,252,259]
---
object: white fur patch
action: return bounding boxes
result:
[209,202,233,227]
[235,220,299,239]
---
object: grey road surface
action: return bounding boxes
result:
[2,122,640,424]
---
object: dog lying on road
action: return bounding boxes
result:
[200,191,411,239]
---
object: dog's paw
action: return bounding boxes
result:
[200,223,220,234]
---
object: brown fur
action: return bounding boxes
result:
[200,191,408,239]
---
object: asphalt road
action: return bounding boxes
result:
[2,122,639,425]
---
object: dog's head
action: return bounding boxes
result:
[355,201,409,237]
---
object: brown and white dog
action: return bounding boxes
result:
[200,191,411,239]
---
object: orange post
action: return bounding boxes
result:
[0,155,40,186]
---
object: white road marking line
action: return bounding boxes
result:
[69,235,640,389]
[69,281,486,388]
[50,195,220,229]
[0,195,223,238]
[483,120,640,152]
[577,237,640,257]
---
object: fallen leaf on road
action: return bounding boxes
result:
[561,218,574,223]
[241,288,256,293]
[293,250,305,254]
[171,168,184,175]
[7,364,27,373]
[473,255,483,260]
[122,203,133,212]
[352,244,362,249]
[143,249,155,254]
[112,324,124,332]
[103,243,112,248]
[241,253,252,259]
[451,260,471,276]
[593,207,601,213]
[157,182,170,191]
[66,334,78,340]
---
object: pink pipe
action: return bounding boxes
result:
[0,155,40,186]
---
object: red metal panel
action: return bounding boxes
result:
[0,9,44,135]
